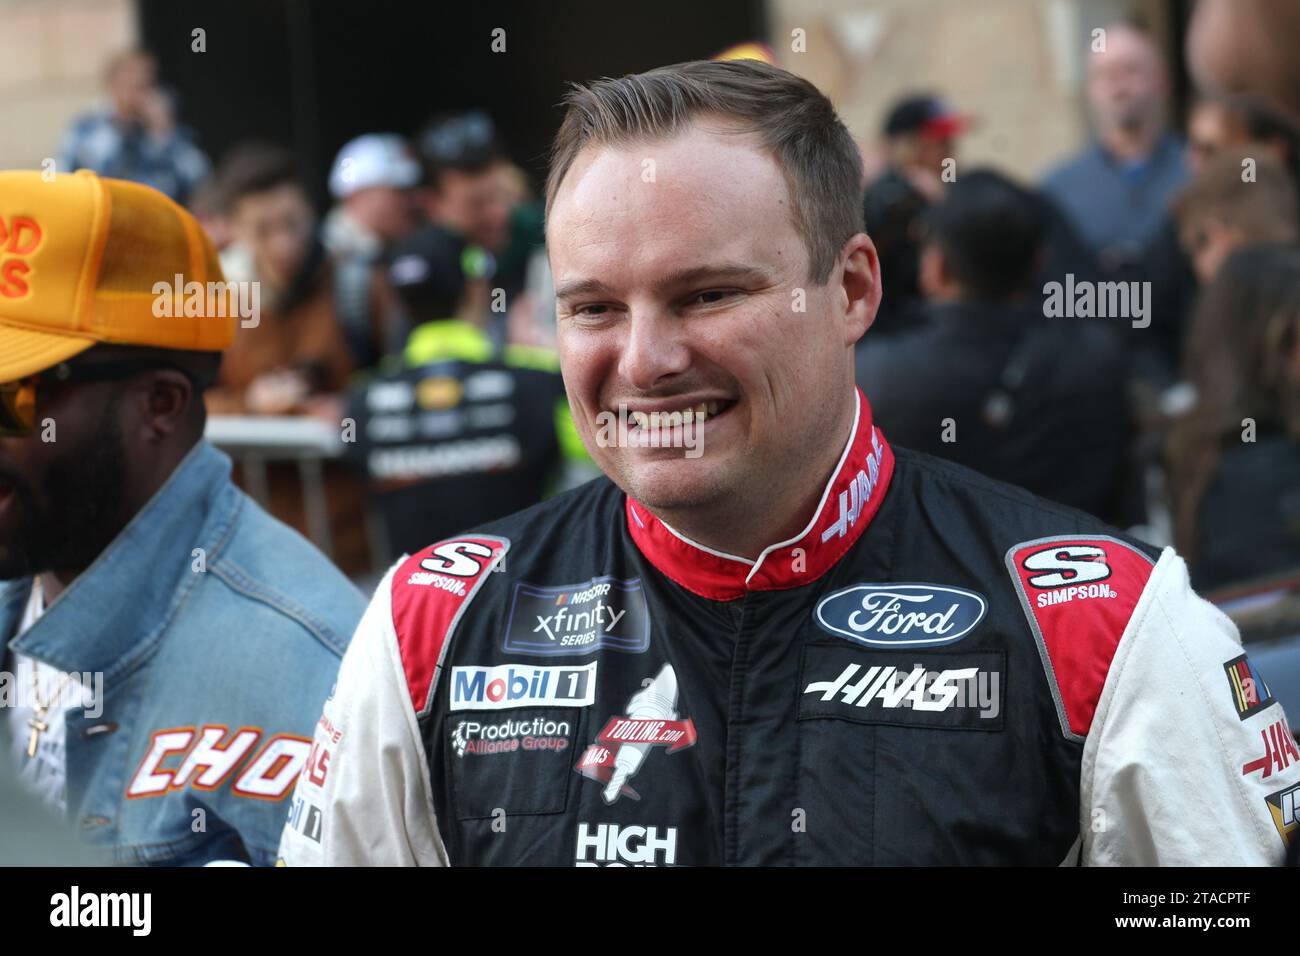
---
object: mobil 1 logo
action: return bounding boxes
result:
[503,577,651,656]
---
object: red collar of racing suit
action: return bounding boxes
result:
[625,387,895,601]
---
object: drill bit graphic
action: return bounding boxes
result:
[574,663,697,804]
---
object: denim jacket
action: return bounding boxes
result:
[0,441,365,865]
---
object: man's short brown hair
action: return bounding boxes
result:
[545,59,864,284]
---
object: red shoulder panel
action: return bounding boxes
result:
[1005,535,1156,740]
[390,535,510,715]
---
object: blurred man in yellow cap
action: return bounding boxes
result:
[0,170,363,865]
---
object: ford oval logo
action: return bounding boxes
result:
[814,583,987,648]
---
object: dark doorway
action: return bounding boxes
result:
[138,0,766,207]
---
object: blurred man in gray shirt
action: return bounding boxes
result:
[1042,21,1194,391]
[1042,21,1189,266]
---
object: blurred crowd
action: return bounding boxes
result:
[855,17,1300,597]
[58,48,590,580]
[68,14,1300,597]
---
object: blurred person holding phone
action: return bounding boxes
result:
[206,143,355,416]
[206,143,378,576]
[58,49,210,207]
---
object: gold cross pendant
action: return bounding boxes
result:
[26,716,48,758]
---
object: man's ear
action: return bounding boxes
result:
[840,232,882,348]
[137,371,195,443]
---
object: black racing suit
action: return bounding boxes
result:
[281,390,1300,865]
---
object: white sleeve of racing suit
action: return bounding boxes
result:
[1081,548,1300,865]
[278,564,448,866]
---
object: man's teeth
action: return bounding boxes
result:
[627,401,723,429]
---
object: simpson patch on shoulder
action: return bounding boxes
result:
[392,536,511,715]
[1005,535,1155,740]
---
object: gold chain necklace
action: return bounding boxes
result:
[22,578,72,759]
[26,657,73,759]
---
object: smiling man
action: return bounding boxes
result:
[281,60,1300,866]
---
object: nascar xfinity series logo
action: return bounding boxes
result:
[450,663,597,711]
[814,583,987,648]
[503,577,651,656]
[575,663,696,803]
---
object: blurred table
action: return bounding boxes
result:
[205,415,346,559]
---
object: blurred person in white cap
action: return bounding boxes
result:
[322,133,421,369]
[322,133,421,259]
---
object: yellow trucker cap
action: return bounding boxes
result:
[0,169,234,381]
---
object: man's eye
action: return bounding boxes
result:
[692,290,735,306]
[575,304,609,318]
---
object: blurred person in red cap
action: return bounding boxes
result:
[58,49,211,207]
[0,170,363,864]
[861,93,968,336]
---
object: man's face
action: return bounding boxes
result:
[350,186,417,245]
[1087,29,1164,133]
[0,374,129,579]
[548,121,864,514]
[233,183,315,286]
[915,135,955,178]
[430,163,515,254]
[109,56,156,123]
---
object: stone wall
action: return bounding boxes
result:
[768,0,1177,183]
[0,0,136,170]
